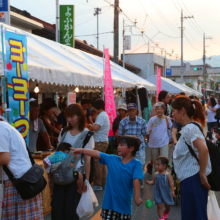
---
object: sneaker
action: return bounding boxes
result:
[163,210,170,219]
[147,163,153,175]
[92,185,103,191]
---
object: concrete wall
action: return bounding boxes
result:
[124,53,164,79]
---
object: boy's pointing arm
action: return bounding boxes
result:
[71,148,101,159]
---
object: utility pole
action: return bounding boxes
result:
[113,0,119,64]
[56,0,59,42]
[164,50,167,78]
[122,19,125,68]
[94,8,102,50]
[180,9,193,84]
[203,33,212,96]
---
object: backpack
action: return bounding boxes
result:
[185,122,220,191]
[52,129,94,185]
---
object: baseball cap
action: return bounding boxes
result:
[127,103,137,110]
[118,103,127,111]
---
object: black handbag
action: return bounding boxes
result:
[185,122,220,191]
[3,146,47,200]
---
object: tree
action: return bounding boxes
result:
[185,81,193,88]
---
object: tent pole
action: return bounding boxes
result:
[1,25,7,119]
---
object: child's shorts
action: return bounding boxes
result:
[100,209,131,220]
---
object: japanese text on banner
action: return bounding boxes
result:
[5,32,29,146]
[104,49,116,137]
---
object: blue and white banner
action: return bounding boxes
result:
[0,0,10,25]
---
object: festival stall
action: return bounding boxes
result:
[147,75,202,96]
[0,24,156,93]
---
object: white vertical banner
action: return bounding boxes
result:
[0,0,10,25]
[186,62,190,72]
[199,84,202,93]
[124,35,131,50]
[166,59,170,69]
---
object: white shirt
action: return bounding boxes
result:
[93,111,110,142]
[173,123,212,182]
[0,121,32,181]
[58,128,94,171]
[207,104,218,123]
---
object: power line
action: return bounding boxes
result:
[75,31,113,37]
[137,0,180,39]
[184,33,202,51]
[172,0,203,36]
[148,0,179,33]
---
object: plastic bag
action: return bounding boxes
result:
[207,191,220,220]
[76,180,98,218]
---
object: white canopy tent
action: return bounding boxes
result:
[0,24,156,92]
[147,75,202,96]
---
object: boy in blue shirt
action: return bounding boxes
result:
[71,135,144,220]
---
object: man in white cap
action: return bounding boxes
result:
[118,103,148,189]
[113,103,127,139]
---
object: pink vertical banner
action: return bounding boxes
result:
[104,48,117,137]
[157,68,161,101]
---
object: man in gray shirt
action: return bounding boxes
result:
[29,101,53,154]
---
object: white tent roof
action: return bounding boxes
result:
[147,75,202,96]
[180,84,203,97]
[0,24,156,91]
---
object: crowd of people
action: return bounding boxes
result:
[0,90,216,220]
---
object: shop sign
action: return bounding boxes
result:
[67,92,76,105]
[60,5,75,47]
[104,48,116,137]
[5,32,29,145]
[0,0,10,25]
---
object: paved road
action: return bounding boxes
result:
[45,123,220,220]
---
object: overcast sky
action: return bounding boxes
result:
[10,0,220,62]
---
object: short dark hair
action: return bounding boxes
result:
[210,97,217,107]
[118,135,141,156]
[179,92,185,96]
[57,142,72,152]
[93,99,105,110]
[30,101,39,109]
[158,90,169,102]
[43,98,57,108]
[156,156,169,168]
[81,99,89,105]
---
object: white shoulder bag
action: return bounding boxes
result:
[0,166,4,219]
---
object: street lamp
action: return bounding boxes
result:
[122,19,145,68]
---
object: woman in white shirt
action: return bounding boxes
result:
[206,97,218,140]
[51,104,94,220]
[172,96,211,220]
[0,121,43,220]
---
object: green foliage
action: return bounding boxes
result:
[185,82,193,88]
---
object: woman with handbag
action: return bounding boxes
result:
[0,120,44,220]
[50,103,94,220]
[172,96,211,220]
[147,102,172,169]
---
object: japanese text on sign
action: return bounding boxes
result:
[5,32,29,145]
[60,5,75,47]
[104,49,117,137]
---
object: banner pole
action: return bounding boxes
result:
[102,45,105,100]
[1,25,7,118]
